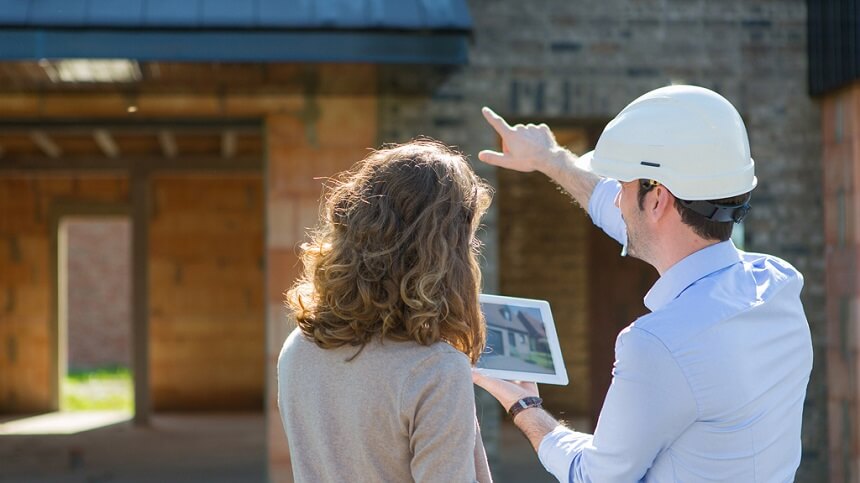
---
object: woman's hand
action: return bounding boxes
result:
[471,369,539,412]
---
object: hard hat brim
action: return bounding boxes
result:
[574,149,757,200]
[574,150,638,183]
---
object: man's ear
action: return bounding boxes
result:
[649,185,674,221]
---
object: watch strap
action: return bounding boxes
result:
[508,396,543,419]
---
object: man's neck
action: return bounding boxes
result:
[652,230,721,276]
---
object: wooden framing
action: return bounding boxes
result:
[14,118,266,425]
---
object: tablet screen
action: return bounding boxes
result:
[476,294,569,385]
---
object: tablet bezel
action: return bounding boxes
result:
[476,293,569,386]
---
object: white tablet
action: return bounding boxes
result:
[475,294,569,386]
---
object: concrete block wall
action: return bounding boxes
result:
[0,176,129,412]
[149,175,265,410]
[379,0,826,478]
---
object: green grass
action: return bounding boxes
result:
[525,352,554,370]
[61,367,134,412]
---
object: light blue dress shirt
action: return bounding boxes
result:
[538,179,813,482]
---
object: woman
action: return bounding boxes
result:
[278,139,493,483]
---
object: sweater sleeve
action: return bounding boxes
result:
[401,349,482,483]
[474,416,493,483]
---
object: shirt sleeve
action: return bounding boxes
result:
[401,350,482,483]
[538,326,698,483]
[587,178,627,247]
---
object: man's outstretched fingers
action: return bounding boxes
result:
[482,107,513,136]
[477,149,507,166]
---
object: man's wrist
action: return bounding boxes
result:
[539,146,571,178]
[508,396,543,420]
[510,405,560,452]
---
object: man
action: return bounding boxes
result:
[474,85,813,482]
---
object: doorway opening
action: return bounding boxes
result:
[58,217,134,416]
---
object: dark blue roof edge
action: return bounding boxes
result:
[0,25,472,34]
[0,28,470,65]
[0,0,473,32]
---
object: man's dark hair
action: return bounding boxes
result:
[637,181,750,242]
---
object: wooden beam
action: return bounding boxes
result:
[30,130,62,158]
[0,143,4,159]
[221,130,237,159]
[157,130,178,159]
[0,155,262,173]
[0,92,305,119]
[0,119,261,134]
[93,129,120,159]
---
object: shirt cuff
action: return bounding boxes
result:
[538,426,593,483]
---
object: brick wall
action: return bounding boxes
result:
[0,174,265,413]
[495,128,592,418]
[822,87,858,483]
[149,175,264,411]
[0,176,129,412]
[265,95,379,482]
[379,0,826,478]
[65,219,131,372]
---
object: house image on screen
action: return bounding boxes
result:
[482,303,554,372]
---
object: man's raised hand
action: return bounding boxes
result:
[478,107,561,174]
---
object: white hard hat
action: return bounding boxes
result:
[575,85,757,202]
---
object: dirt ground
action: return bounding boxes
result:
[0,412,556,483]
[0,412,266,483]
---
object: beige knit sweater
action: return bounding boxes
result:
[278,328,493,483]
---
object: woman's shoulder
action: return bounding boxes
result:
[377,338,470,366]
[279,328,469,368]
[394,341,472,386]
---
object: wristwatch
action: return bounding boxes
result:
[508,396,543,419]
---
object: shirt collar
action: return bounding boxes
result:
[643,240,742,312]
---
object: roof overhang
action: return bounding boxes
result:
[0,0,472,64]
[0,28,470,64]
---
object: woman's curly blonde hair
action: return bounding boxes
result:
[285,139,492,363]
